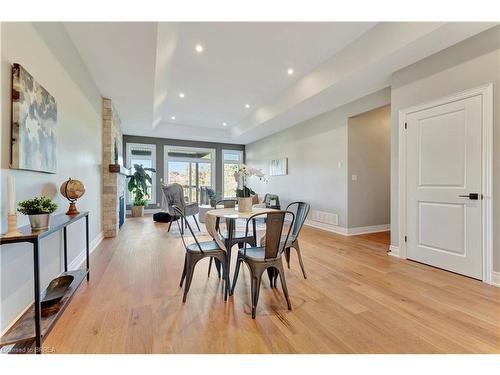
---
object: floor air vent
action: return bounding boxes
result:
[310,210,338,226]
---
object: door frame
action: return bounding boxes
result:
[396,83,493,284]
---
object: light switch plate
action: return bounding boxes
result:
[351,174,358,181]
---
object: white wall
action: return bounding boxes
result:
[246,88,390,229]
[347,105,391,228]
[390,26,500,271]
[0,23,102,333]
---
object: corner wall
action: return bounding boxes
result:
[246,88,391,230]
[0,22,102,333]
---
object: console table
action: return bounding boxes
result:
[0,212,90,354]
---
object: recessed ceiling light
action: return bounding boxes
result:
[195,44,204,53]
[222,122,227,126]
[171,116,176,120]
[245,104,250,109]
[179,93,185,98]
[287,68,294,75]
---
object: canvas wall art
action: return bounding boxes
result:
[11,63,57,174]
[270,157,288,176]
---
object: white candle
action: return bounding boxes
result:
[7,175,15,214]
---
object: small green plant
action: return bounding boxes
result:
[206,188,217,207]
[127,164,156,207]
[17,196,58,215]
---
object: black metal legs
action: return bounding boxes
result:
[33,239,42,353]
[85,215,90,281]
[180,252,228,302]
[192,215,201,231]
[63,227,68,272]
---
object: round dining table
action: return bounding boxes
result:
[205,207,277,295]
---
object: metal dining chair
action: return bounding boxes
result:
[173,205,230,302]
[231,210,295,319]
[207,199,257,278]
[283,201,310,279]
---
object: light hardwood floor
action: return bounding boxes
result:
[43,216,500,353]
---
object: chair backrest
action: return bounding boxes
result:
[215,199,237,208]
[163,183,186,213]
[286,201,310,241]
[171,205,204,253]
[245,211,295,260]
[264,193,280,208]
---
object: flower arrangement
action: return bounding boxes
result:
[234,164,267,198]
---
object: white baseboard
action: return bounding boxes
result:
[491,272,500,287]
[68,231,103,271]
[388,245,401,258]
[305,220,390,236]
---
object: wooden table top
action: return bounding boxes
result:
[206,207,277,219]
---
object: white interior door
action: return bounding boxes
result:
[406,94,483,279]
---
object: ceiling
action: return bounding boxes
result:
[63,22,497,144]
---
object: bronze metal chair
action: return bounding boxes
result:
[173,205,229,302]
[207,199,257,278]
[283,201,310,279]
[231,210,295,318]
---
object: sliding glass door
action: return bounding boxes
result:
[165,146,215,204]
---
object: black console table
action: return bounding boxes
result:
[0,212,89,354]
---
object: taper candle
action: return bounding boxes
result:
[7,175,15,214]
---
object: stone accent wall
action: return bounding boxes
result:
[102,98,125,237]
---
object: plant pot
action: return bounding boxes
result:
[131,205,144,217]
[29,214,51,230]
[209,199,217,208]
[238,197,253,213]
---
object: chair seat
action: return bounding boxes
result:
[186,240,222,253]
[238,247,278,262]
[221,230,255,240]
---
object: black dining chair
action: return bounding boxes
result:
[173,205,230,302]
[231,210,295,319]
[283,201,310,279]
[207,199,257,278]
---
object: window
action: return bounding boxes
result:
[222,150,243,198]
[164,146,216,204]
[126,143,156,205]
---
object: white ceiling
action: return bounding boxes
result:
[64,22,497,144]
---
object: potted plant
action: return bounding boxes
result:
[126,164,156,217]
[17,196,58,230]
[234,164,266,212]
[206,188,217,208]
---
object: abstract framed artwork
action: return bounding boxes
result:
[11,63,57,174]
[270,157,288,176]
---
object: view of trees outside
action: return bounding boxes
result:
[223,163,239,197]
[168,161,212,203]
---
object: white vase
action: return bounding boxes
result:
[238,197,253,212]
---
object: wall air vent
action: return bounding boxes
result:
[310,210,338,226]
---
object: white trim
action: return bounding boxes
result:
[397,83,494,284]
[68,231,104,271]
[1,231,104,336]
[388,245,401,258]
[305,220,390,236]
[491,272,500,288]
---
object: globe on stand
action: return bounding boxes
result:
[60,178,86,215]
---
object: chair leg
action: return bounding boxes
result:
[231,257,243,295]
[208,257,213,277]
[168,221,172,232]
[251,270,263,319]
[284,248,291,269]
[182,256,199,303]
[179,254,187,287]
[220,255,230,301]
[276,262,292,310]
[266,268,275,288]
[193,215,201,231]
[293,242,307,279]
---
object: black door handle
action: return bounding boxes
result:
[458,193,479,200]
